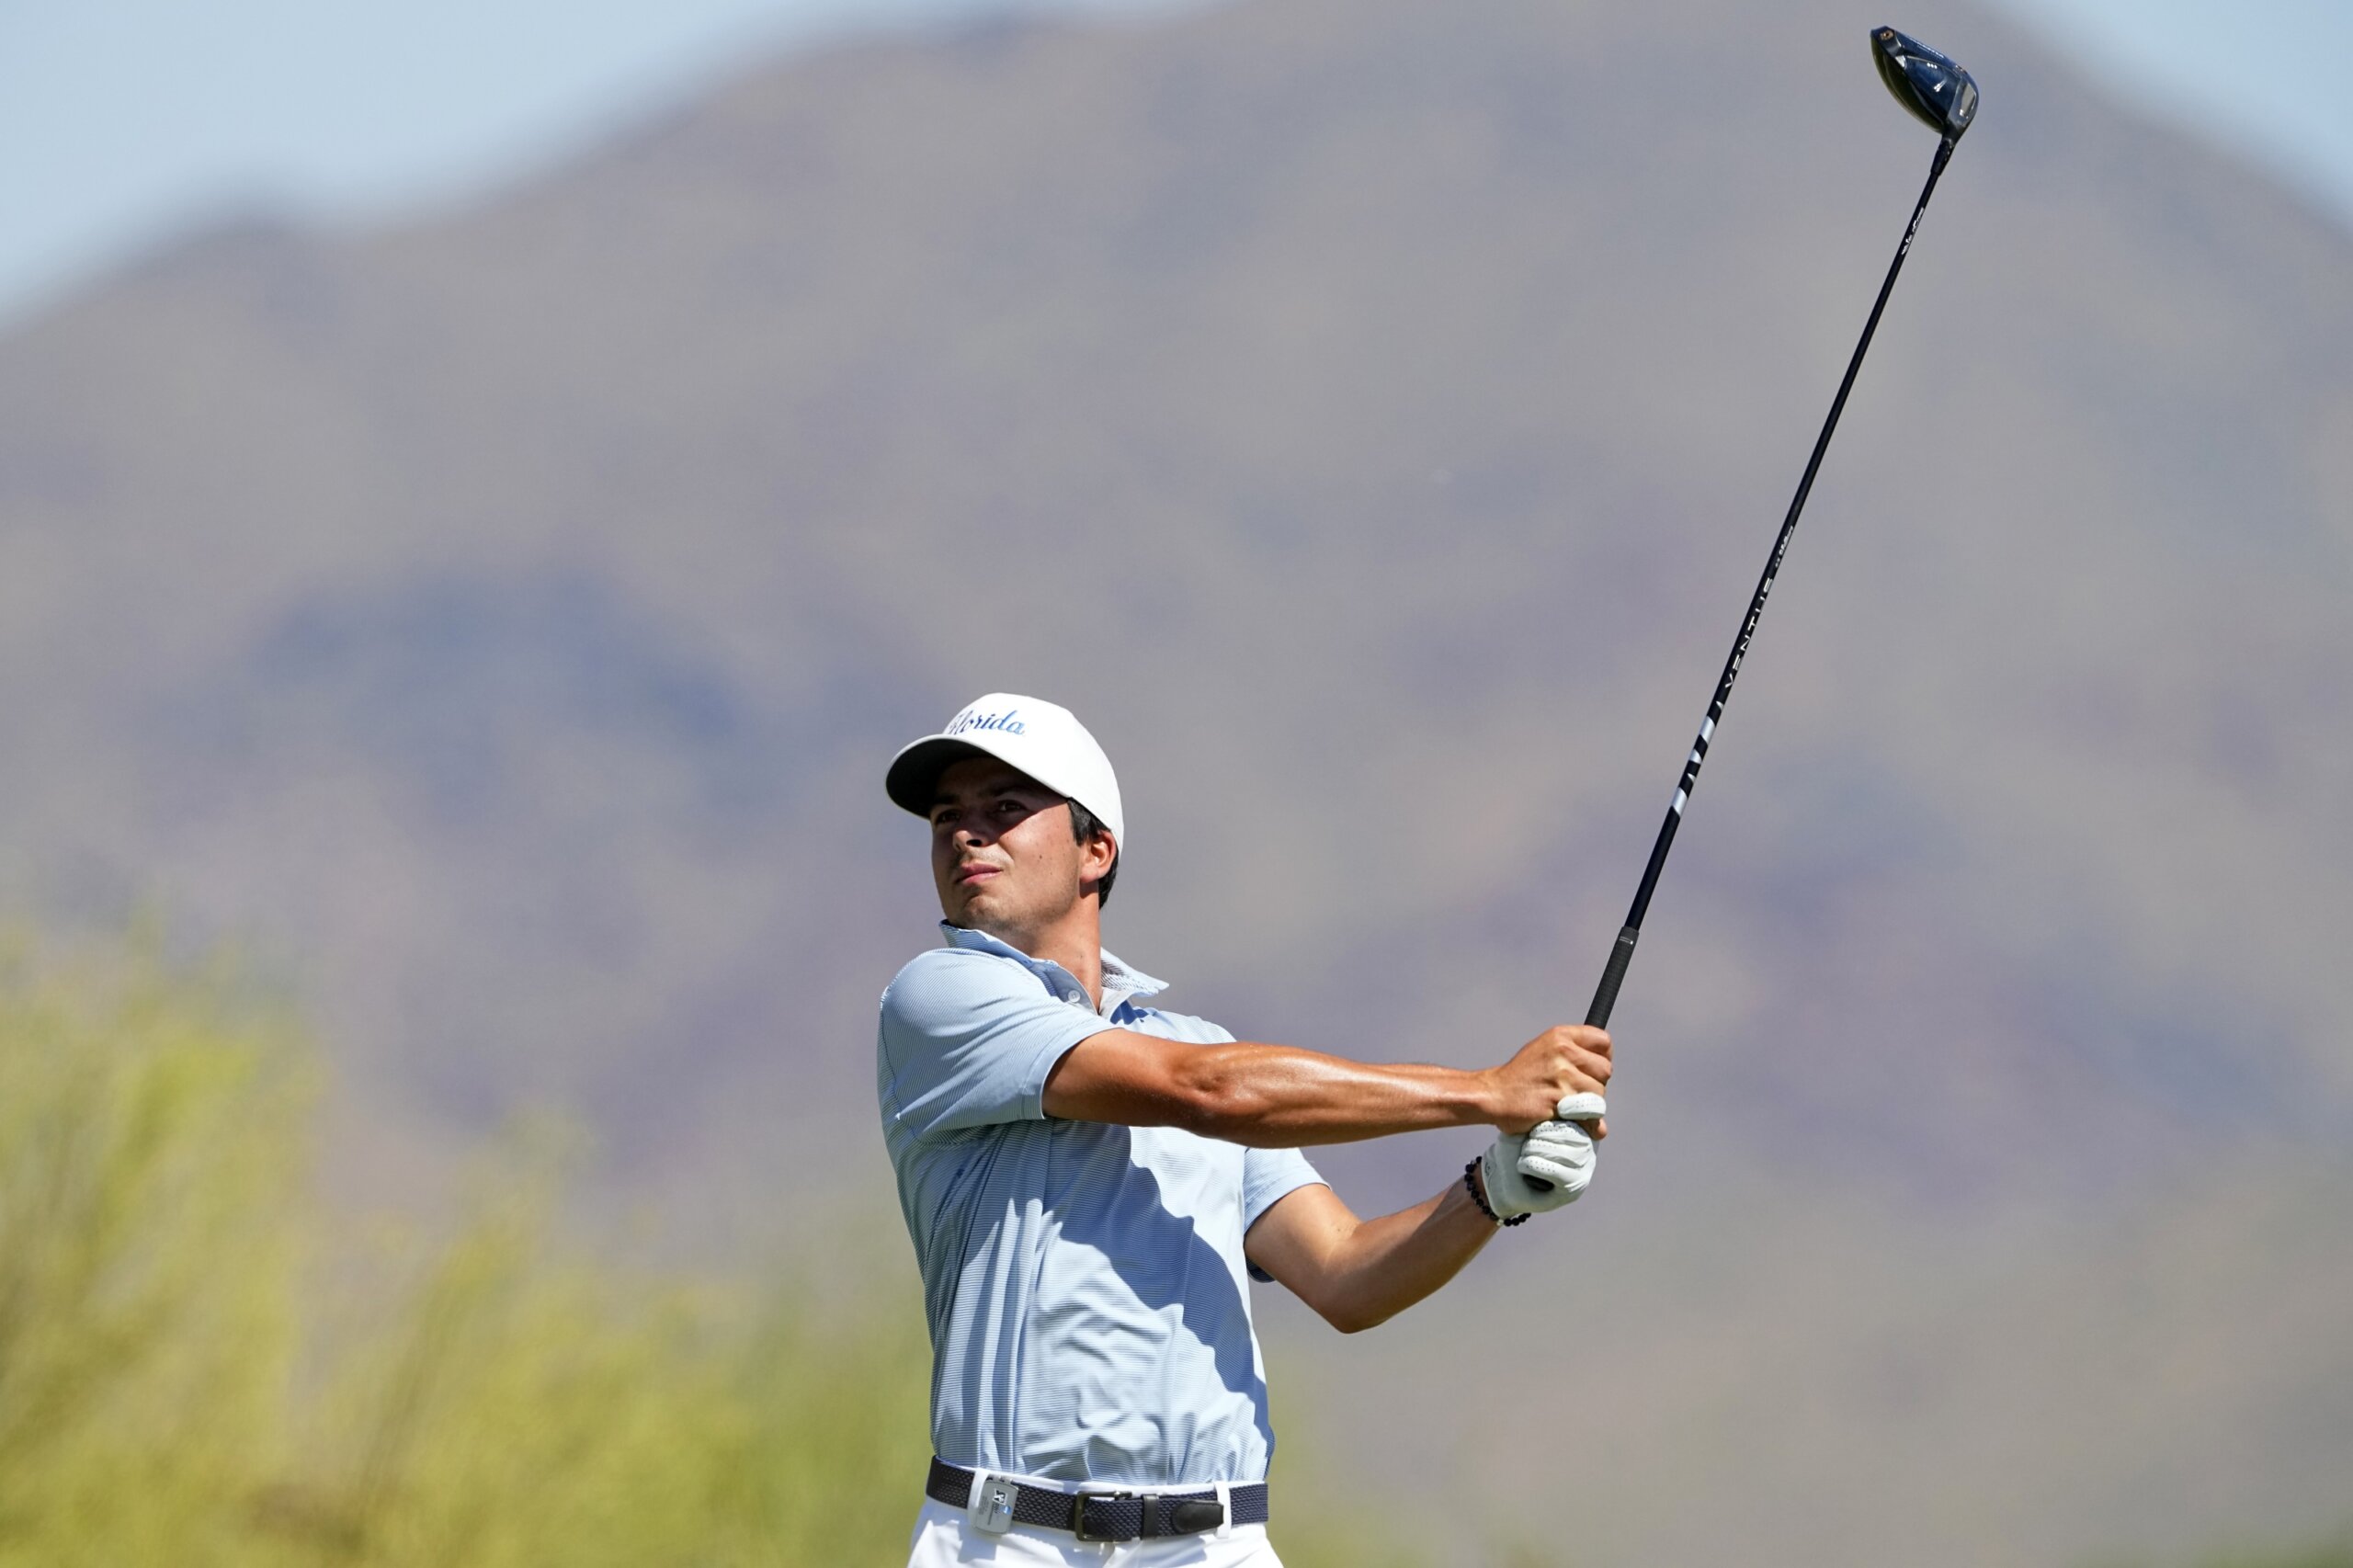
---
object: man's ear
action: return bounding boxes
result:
[1074,829,1116,899]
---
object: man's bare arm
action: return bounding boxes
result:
[1242,1178,1500,1333]
[1040,1026,1610,1146]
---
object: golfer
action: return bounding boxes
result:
[880,694,1612,1565]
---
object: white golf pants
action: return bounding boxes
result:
[904,1497,1285,1566]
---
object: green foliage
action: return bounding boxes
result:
[0,934,1425,1565]
[2085,1525,2353,1568]
[256,1185,935,1566]
[2089,1516,2353,1562]
[1260,1377,1431,1568]
[2184,1536,2353,1568]
[0,935,306,1567]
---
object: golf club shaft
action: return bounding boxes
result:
[1584,135,1954,1035]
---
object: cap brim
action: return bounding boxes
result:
[884,736,995,818]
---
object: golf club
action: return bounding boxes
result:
[1526,27,1976,1180]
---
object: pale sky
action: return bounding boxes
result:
[0,0,2346,329]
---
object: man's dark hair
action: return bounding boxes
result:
[1067,801,1120,908]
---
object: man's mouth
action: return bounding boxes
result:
[956,861,1003,887]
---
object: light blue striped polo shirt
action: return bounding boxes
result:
[877,923,1325,1486]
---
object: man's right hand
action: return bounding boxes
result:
[1483,1025,1612,1137]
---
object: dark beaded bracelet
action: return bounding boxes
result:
[1463,1155,1529,1227]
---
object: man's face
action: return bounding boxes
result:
[928,756,1108,939]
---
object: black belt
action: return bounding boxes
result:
[926,1457,1269,1542]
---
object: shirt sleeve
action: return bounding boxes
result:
[1240,1145,1328,1283]
[878,949,1112,1142]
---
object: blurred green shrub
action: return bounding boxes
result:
[0,935,306,1568]
[0,934,1422,1566]
[257,1182,937,1565]
[2186,1539,2353,1568]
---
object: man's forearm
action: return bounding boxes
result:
[1165,1042,1499,1146]
[1256,1176,1503,1334]
[1040,1023,1607,1144]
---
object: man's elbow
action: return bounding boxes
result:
[1317,1297,1392,1335]
[1288,1253,1394,1333]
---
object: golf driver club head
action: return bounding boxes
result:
[1873,26,1979,142]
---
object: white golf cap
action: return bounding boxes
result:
[885,693,1125,850]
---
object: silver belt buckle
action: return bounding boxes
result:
[1070,1487,1136,1543]
[971,1474,1017,1535]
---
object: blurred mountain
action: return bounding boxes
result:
[1,0,2348,1561]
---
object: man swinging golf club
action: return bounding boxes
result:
[879,693,1611,1565]
[876,21,1979,1559]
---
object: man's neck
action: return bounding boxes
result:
[969,906,1106,1009]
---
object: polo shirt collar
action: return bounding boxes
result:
[938,921,1167,1018]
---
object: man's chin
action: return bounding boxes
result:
[944,890,1009,933]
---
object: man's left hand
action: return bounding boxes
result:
[1479,1095,1605,1220]
[1513,1091,1605,1195]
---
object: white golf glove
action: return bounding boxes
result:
[1478,1093,1606,1221]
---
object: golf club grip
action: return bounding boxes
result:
[1586,925,1639,1029]
[1520,926,1639,1194]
